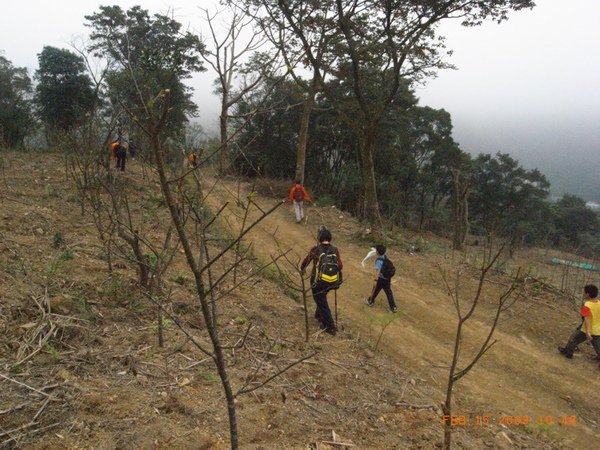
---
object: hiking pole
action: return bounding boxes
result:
[368,280,378,304]
[334,289,338,329]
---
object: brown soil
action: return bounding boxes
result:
[0,152,598,449]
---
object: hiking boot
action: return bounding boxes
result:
[558,347,573,359]
[364,298,374,307]
[324,328,336,336]
[391,307,398,313]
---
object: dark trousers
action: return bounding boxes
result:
[116,155,126,171]
[564,328,600,357]
[312,281,335,330]
[370,277,396,309]
[115,149,127,171]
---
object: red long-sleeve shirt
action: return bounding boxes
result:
[289,184,311,203]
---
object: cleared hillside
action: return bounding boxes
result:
[1,152,598,449]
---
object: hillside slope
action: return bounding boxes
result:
[1,152,598,449]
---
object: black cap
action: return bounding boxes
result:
[319,230,332,242]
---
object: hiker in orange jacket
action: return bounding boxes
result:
[289,181,311,223]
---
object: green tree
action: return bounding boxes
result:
[412,107,470,231]
[236,0,334,185]
[0,54,34,147]
[233,77,304,177]
[85,5,206,139]
[242,0,535,239]
[470,152,551,243]
[553,193,600,248]
[232,73,470,236]
[35,46,96,136]
[377,105,468,231]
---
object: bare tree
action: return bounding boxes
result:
[75,8,322,442]
[238,1,334,185]
[200,4,279,174]
[119,86,323,448]
[440,241,522,449]
[64,116,180,347]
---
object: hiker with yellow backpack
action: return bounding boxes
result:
[300,229,343,335]
[188,152,198,168]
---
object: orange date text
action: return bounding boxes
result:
[441,415,577,426]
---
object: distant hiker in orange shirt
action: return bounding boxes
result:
[289,181,311,223]
[110,141,128,171]
[188,153,197,168]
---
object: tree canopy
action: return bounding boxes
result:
[35,46,97,134]
[552,193,600,250]
[234,0,536,237]
[233,74,467,231]
[84,5,206,138]
[469,152,551,243]
[0,54,34,147]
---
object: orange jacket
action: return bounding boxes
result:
[289,184,311,203]
[110,142,127,159]
[110,142,118,159]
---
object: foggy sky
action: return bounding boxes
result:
[416,0,600,202]
[1,0,598,201]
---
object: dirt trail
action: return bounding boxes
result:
[208,175,600,448]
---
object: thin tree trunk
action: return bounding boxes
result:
[442,318,463,450]
[452,170,470,251]
[149,97,240,447]
[358,132,383,239]
[219,91,229,175]
[295,75,318,184]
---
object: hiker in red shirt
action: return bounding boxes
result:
[289,181,311,223]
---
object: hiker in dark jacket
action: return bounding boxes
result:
[110,142,127,171]
[300,229,343,335]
